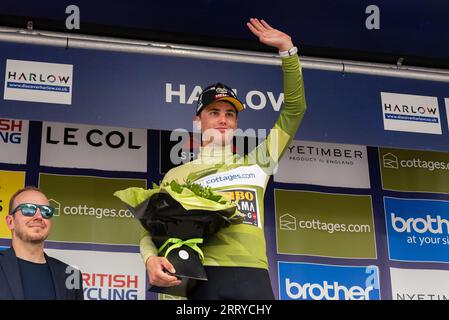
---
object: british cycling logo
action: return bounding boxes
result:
[65,267,140,300]
[0,119,26,145]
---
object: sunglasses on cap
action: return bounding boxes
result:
[10,203,55,219]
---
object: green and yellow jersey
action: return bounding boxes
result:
[141,54,307,269]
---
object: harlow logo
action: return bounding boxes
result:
[383,153,399,169]
[48,198,61,216]
[280,213,297,231]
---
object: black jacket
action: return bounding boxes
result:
[0,247,84,300]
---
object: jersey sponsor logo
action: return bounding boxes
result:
[221,188,261,228]
[195,165,267,189]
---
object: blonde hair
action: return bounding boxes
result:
[8,186,44,214]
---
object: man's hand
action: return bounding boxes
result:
[247,18,294,52]
[146,256,182,287]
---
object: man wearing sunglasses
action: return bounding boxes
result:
[0,186,84,300]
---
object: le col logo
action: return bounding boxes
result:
[0,119,24,144]
[45,126,142,149]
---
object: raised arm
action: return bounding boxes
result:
[246,18,307,174]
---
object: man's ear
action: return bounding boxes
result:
[5,215,14,231]
[194,115,201,131]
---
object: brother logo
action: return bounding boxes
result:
[391,213,449,235]
[285,278,373,300]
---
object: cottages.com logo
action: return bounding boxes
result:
[383,153,449,172]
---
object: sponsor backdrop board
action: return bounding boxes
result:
[0,170,25,238]
[278,262,381,300]
[2,116,448,300]
[0,44,449,300]
[384,197,449,263]
[380,147,449,194]
[45,249,147,300]
[40,122,147,172]
[39,173,146,245]
[274,140,370,188]
[390,267,449,300]
[2,43,449,152]
[275,190,376,259]
[4,59,73,105]
[0,118,29,164]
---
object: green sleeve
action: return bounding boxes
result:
[140,229,158,264]
[139,168,180,263]
[246,54,307,174]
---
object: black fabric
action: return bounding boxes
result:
[17,258,56,300]
[187,266,275,300]
[136,192,233,247]
[0,247,84,300]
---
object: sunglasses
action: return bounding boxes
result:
[11,203,55,219]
